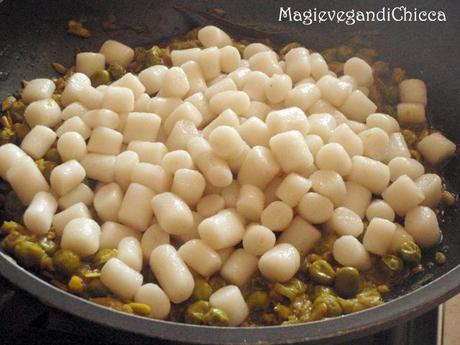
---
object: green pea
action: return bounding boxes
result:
[311,286,337,301]
[145,46,163,66]
[38,238,58,256]
[35,159,57,181]
[384,85,398,104]
[274,303,291,321]
[107,64,126,81]
[357,290,383,308]
[0,128,16,144]
[86,279,110,298]
[1,230,25,253]
[133,47,147,63]
[90,70,112,87]
[308,302,328,321]
[193,278,213,301]
[92,248,118,269]
[203,307,230,326]
[273,278,306,301]
[185,300,211,325]
[308,259,336,285]
[247,290,270,310]
[13,241,46,269]
[313,294,343,317]
[53,249,81,277]
[398,241,422,265]
[334,267,361,298]
[12,123,30,141]
[8,100,26,123]
[381,255,404,274]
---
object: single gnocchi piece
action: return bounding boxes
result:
[118,183,155,231]
[417,132,456,166]
[258,243,300,282]
[93,183,123,222]
[326,207,364,237]
[24,192,58,235]
[278,216,322,256]
[269,130,314,173]
[198,209,245,250]
[242,224,276,256]
[220,249,258,287]
[178,239,222,277]
[99,40,134,67]
[101,258,143,300]
[149,244,195,303]
[333,235,371,271]
[20,125,56,160]
[6,156,50,205]
[382,175,424,216]
[22,79,56,104]
[362,217,396,256]
[117,236,143,272]
[151,192,194,235]
[135,283,171,320]
[209,285,249,326]
[61,218,101,257]
[404,206,441,247]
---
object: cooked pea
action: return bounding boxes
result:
[68,275,85,294]
[92,248,118,269]
[0,221,24,235]
[86,278,110,297]
[128,302,151,316]
[133,47,147,63]
[203,307,230,326]
[193,278,213,301]
[381,255,404,274]
[53,249,81,277]
[185,300,211,325]
[398,241,422,265]
[356,290,383,307]
[0,128,16,144]
[90,70,112,87]
[145,46,163,66]
[377,284,390,294]
[38,238,58,256]
[2,96,16,111]
[273,278,306,301]
[1,231,26,253]
[308,259,336,285]
[13,241,46,269]
[12,123,30,141]
[314,293,343,317]
[274,303,291,320]
[35,159,57,181]
[311,286,337,301]
[308,302,327,321]
[107,64,126,80]
[8,100,26,123]
[233,42,246,55]
[334,267,361,298]
[122,304,134,314]
[247,291,270,310]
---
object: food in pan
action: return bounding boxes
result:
[0,25,457,326]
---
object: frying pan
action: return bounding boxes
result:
[1,0,460,344]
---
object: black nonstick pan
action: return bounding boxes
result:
[1,0,460,344]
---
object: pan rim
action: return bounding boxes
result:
[1,250,460,344]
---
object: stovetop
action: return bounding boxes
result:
[0,276,440,345]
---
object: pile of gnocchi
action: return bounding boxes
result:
[0,25,457,326]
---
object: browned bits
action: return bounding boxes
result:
[51,62,67,75]
[67,20,91,38]
[392,67,406,83]
[442,190,457,206]
[435,252,446,265]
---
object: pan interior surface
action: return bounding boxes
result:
[1,0,460,343]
